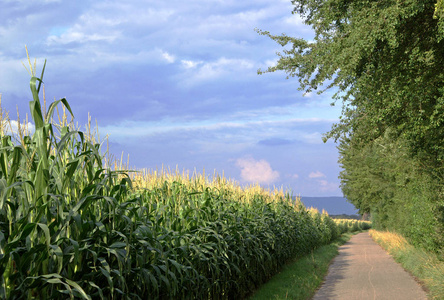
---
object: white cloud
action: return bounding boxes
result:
[236,157,279,184]
[161,51,176,63]
[309,171,326,179]
[45,10,123,46]
[47,31,119,45]
[263,59,277,68]
[180,57,254,86]
[181,60,202,69]
[286,173,299,180]
[2,120,35,136]
[283,15,304,26]
[318,180,339,192]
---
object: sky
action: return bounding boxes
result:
[0,0,345,196]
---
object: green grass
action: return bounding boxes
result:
[248,232,355,300]
[370,230,444,300]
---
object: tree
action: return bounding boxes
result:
[259,0,443,150]
[259,0,444,253]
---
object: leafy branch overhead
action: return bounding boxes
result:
[260,0,444,142]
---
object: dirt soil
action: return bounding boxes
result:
[312,232,428,300]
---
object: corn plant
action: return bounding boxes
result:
[0,52,134,299]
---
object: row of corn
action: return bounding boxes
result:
[334,219,372,233]
[0,57,369,299]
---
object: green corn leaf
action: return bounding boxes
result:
[49,244,64,274]
[0,136,12,179]
[72,195,100,213]
[60,98,74,119]
[0,231,5,251]
[148,271,159,293]
[6,223,37,251]
[65,279,92,300]
[98,257,111,273]
[46,278,64,285]
[34,160,47,202]
[29,77,44,129]
[93,168,106,181]
[109,242,127,249]
[99,266,114,294]
[88,281,104,299]
[80,184,96,198]
[0,179,7,208]
[33,127,49,167]
[37,59,46,93]
[64,160,79,183]
[7,146,24,186]
[46,97,74,123]
[67,238,80,265]
[37,223,51,247]
[160,274,171,292]
[84,141,102,168]
[40,273,63,279]
[56,131,83,155]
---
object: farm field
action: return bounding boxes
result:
[0,58,368,299]
[2,1,444,299]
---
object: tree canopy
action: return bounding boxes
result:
[260,0,444,254]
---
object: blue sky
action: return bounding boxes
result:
[0,0,344,196]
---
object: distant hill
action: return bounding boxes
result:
[297,196,359,215]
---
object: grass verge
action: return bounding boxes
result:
[369,229,444,299]
[248,232,356,300]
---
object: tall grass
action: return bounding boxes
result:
[1,54,359,299]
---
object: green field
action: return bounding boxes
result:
[0,56,369,299]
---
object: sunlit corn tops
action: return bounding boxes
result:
[129,166,303,207]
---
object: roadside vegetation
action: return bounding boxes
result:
[0,53,370,299]
[370,230,444,299]
[260,0,444,263]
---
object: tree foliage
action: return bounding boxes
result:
[260,0,444,255]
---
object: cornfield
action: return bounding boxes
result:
[0,54,368,299]
[334,219,372,234]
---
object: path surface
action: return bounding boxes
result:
[312,232,428,300]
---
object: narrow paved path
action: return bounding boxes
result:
[312,232,428,300]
